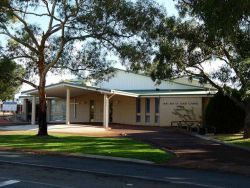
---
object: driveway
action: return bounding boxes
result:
[110,125,250,176]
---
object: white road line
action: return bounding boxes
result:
[0,180,20,187]
[0,176,74,188]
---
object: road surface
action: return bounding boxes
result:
[0,151,250,187]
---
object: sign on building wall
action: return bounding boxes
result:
[2,102,17,112]
[160,97,202,126]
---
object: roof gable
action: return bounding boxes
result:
[96,69,208,91]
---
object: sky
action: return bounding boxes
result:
[16,0,223,96]
[16,0,225,98]
[17,0,179,96]
[157,0,178,16]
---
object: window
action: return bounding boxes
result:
[50,99,66,121]
[136,115,141,122]
[155,98,159,113]
[155,115,159,123]
[136,98,141,122]
[146,98,150,113]
[155,98,160,124]
[145,115,150,123]
[145,98,150,123]
[136,98,141,113]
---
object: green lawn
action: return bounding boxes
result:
[213,134,250,148]
[0,133,173,163]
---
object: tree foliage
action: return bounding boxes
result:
[143,0,250,137]
[0,0,164,135]
[149,15,250,93]
[0,58,23,100]
[177,0,250,38]
[205,91,245,134]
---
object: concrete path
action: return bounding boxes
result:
[0,124,157,137]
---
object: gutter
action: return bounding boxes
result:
[111,90,139,98]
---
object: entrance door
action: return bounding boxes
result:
[89,100,95,122]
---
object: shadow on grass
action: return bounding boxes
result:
[0,134,173,163]
[216,134,250,148]
[224,137,245,142]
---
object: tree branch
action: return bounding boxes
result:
[7,7,49,17]
[222,48,246,87]
[42,0,62,23]
[11,11,40,49]
[185,68,223,91]
[65,34,94,42]
[7,55,36,61]
[0,31,39,55]
[48,1,57,31]
[16,77,38,89]
[53,65,88,72]
[44,25,66,76]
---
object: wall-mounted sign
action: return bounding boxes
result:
[163,101,199,106]
[2,102,17,111]
[160,97,202,125]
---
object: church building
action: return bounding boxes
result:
[21,69,216,128]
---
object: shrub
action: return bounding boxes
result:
[205,91,245,134]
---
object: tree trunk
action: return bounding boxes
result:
[243,100,250,139]
[37,80,48,136]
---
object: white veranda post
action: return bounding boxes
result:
[46,99,51,122]
[31,96,36,125]
[66,88,71,125]
[103,94,109,129]
[22,99,28,121]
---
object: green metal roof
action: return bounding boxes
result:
[21,82,216,98]
[118,89,216,97]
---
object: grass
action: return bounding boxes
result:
[213,134,250,148]
[0,133,174,163]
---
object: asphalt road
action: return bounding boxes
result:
[0,163,174,188]
[0,151,250,188]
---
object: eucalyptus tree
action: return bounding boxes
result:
[0,0,164,136]
[147,0,250,137]
[0,58,23,100]
[177,0,250,38]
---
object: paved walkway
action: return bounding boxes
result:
[1,123,250,175]
[0,124,157,137]
[111,125,250,176]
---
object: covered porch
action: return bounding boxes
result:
[21,82,138,129]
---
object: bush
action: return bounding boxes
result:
[205,91,245,134]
